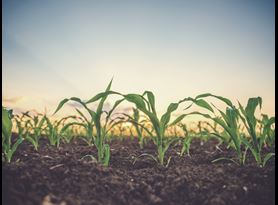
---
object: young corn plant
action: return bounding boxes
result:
[13,112,32,140]
[195,121,212,142]
[238,97,275,167]
[178,123,192,157]
[44,117,60,147]
[186,93,248,165]
[61,109,96,146]
[54,79,123,166]
[44,115,78,147]
[258,114,275,148]
[24,114,47,151]
[120,108,148,149]
[61,126,78,144]
[123,91,192,166]
[2,107,23,163]
[202,121,229,145]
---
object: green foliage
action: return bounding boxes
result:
[44,115,78,147]
[53,79,123,166]
[258,114,275,147]
[178,124,192,157]
[5,85,274,169]
[24,114,47,151]
[120,108,148,149]
[123,91,188,166]
[238,97,275,167]
[188,94,246,165]
[2,107,23,163]
[188,94,275,167]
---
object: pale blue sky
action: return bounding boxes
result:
[2,0,275,117]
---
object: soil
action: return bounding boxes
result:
[2,135,275,205]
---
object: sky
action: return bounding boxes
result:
[2,0,275,120]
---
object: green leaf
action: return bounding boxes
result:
[2,107,12,139]
[245,97,262,117]
[188,111,241,156]
[38,116,46,129]
[25,135,38,150]
[263,153,275,167]
[225,107,239,130]
[106,78,113,91]
[53,98,69,115]
[243,97,262,130]
[133,153,158,165]
[194,99,214,113]
[195,93,234,107]
[103,144,110,166]
[241,137,260,163]
[11,137,24,156]
[144,91,156,114]
[86,78,114,104]
[60,122,86,134]
[211,157,240,165]
[75,108,89,123]
[163,137,178,154]
[124,94,147,112]
[119,115,154,137]
[267,116,275,125]
[124,94,161,136]
[86,91,120,104]
[44,116,53,130]
[133,108,139,120]
[169,114,187,127]
[56,115,77,127]
[239,97,262,154]
[160,103,179,129]
[106,98,124,122]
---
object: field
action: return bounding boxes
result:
[3,1,275,204]
[2,82,275,205]
[2,135,275,205]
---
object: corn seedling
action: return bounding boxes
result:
[44,115,78,147]
[123,91,193,166]
[24,114,47,151]
[61,126,78,143]
[258,114,275,148]
[238,97,275,167]
[202,121,228,145]
[178,123,192,157]
[120,108,148,149]
[186,93,248,165]
[64,109,95,146]
[2,107,23,163]
[54,79,123,166]
[13,112,32,139]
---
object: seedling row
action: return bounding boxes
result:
[2,80,275,167]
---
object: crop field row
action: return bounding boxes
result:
[2,80,275,205]
[3,80,275,167]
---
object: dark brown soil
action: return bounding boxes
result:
[2,135,275,205]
